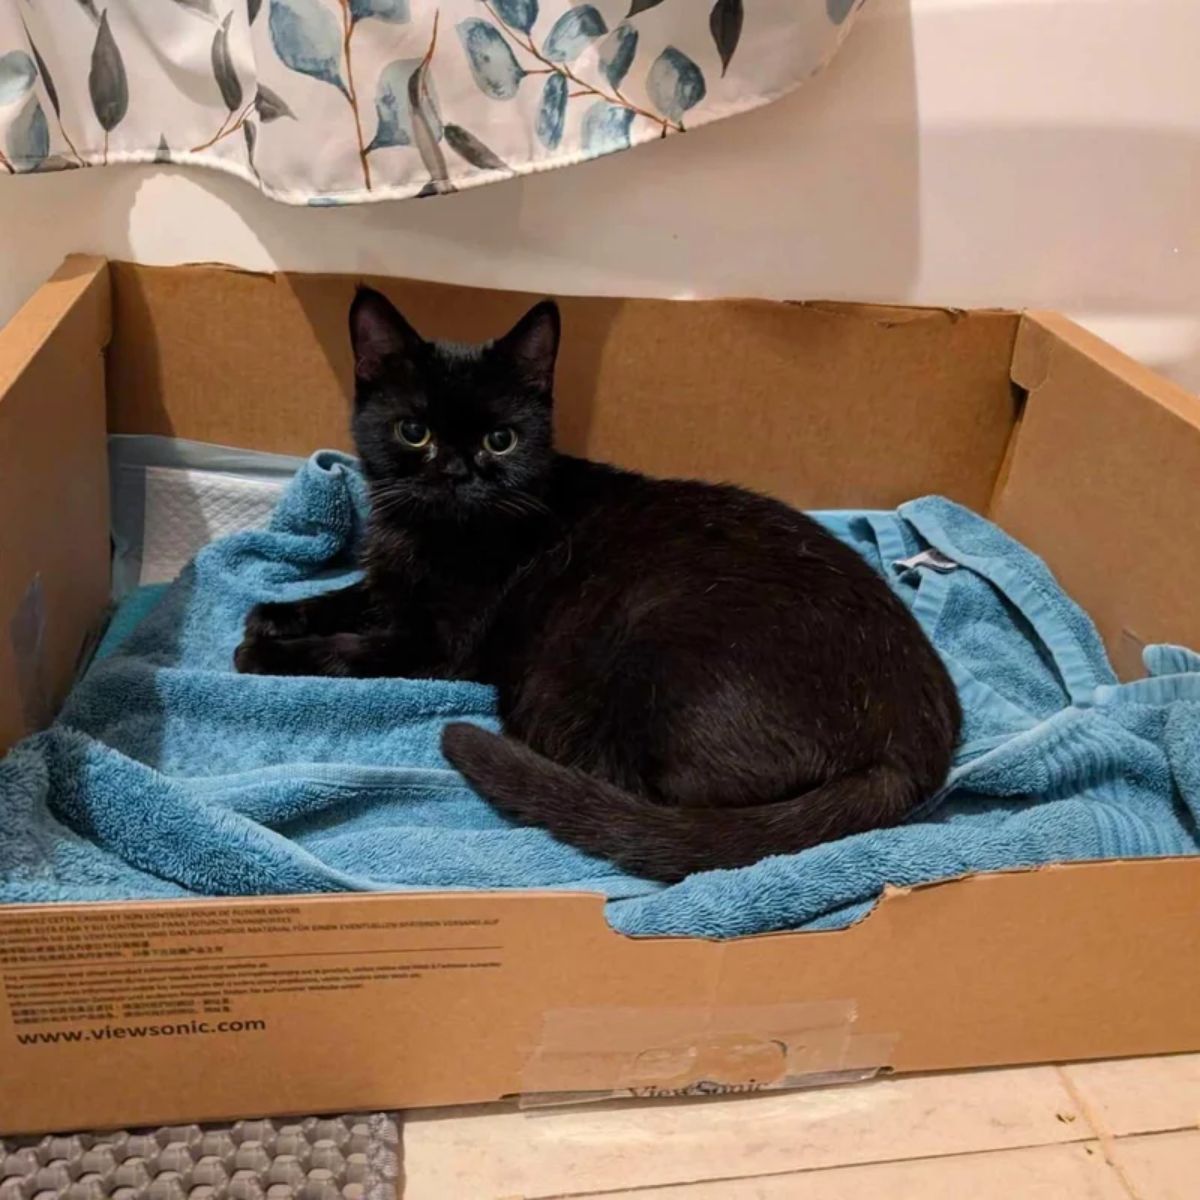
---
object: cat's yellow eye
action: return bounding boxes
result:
[484,427,518,455]
[396,419,431,449]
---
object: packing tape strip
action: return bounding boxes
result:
[518,1000,896,1110]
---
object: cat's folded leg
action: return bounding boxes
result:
[234,629,436,679]
[244,580,375,641]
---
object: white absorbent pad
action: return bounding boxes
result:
[140,466,285,586]
[109,435,306,598]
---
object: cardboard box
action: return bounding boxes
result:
[1,257,1198,1135]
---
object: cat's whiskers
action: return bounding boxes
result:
[493,489,554,522]
[369,484,422,524]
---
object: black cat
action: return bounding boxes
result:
[235,288,961,882]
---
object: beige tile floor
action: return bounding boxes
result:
[399,1054,1200,1199]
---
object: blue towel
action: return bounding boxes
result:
[2,451,1198,935]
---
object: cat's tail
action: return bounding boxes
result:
[441,723,922,883]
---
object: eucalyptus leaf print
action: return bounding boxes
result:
[0,50,35,105]
[254,84,296,122]
[192,12,256,151]
[709,0,742,76]
[535,71,565,149]
[0,0,863,203]
[20,34,56,115]
[444,123,511,173]
[647,46,704,124]
[269,0,348,96]
[173,0,220,20]
[408,16,453,193]
[489,0,538,37]
[19,16,85,165]
[472,1,677,139]
[6,95,49,170]
[242,117,261,178]
[267,0,384,188]
[350,0,411,23]
[597,24,637,89]
[89,9,128,159]
[212,14,243,111]
[368,57,441,150]
[580,99,632,154]
[542,5,605,64]
[457,18,525,100]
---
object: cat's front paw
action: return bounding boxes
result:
[244,601,307,641]
[234,635,286,675]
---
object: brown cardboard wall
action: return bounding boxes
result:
[0,257,111,752]
[107,263,1021,512]
[3,857,1199,1135]
[994,313,1200,678]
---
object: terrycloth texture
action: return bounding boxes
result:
[1,452,1198,935]
[93,584,169,662]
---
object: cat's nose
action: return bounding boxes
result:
[441,458,470,481]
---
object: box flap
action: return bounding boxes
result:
[994,312,1200,678]
[0,255,111,751]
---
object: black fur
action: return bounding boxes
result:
[235,288,961,882]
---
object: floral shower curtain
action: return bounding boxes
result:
[0,1,865,206]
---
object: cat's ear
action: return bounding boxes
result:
[497,300,560,395]
[349,286,422,387]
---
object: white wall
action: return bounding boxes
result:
[2,0,1198,389]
